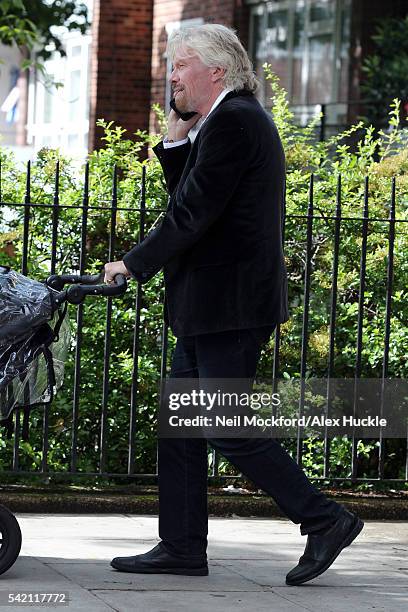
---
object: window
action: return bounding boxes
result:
[68,133,79,147]
[27,33,91,158]
[68,69,81,121]
[43,77,55,123]
[249,0,351,115]
[71,45,82,58]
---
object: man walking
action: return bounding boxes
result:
[104,23,363,586]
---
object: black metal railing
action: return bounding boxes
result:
[0,160,407,485]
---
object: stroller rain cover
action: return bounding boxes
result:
[0,267,70,433]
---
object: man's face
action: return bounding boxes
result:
[170,47,217,113]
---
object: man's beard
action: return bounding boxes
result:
[174,90,191,112]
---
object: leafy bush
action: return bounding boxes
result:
[361,16,408,126]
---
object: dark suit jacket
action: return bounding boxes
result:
[123,90,289,337]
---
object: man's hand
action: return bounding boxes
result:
[104,260,131,284]
[168,108,202,142]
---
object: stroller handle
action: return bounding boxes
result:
[47,272,128,305]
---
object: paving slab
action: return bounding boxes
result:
[0,558,112,611]
[0,514,405,611]
[215,558,408,588]
[92,589,302,612]
[272,586,408,612]
[50,562,264,593]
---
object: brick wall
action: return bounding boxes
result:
[89,0,154,150]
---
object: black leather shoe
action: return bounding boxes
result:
[286,509,364,586]
[110,543,209,576]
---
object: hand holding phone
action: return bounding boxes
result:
[168,98,201,143]
[170,98,198,121]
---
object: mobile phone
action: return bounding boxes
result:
[170,97,198,121]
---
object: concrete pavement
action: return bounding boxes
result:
[0,514,407,611]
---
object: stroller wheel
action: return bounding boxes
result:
[0,504,22,576]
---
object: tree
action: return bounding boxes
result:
[0,0,89,62]
[0,1,90,146]
[361,16,408,126]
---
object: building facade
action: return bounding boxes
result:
[0,44,26,152]
[90,0,407,149]
[27,31,92,158]
[1,0,407,156]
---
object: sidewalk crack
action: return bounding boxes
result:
[213,560,313,610]
[35,558,117,611]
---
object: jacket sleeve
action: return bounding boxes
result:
[153,140,191,196]
[123,112,249,283]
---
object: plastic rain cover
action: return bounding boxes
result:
[0,268,53,346]
[0,269,70,420]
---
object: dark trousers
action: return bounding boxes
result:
[158,326,343,558]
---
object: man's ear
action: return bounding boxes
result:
[211,66,226,83]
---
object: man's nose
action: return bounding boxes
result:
[169,67,178,83]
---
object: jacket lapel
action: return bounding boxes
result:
[172,91,253,200]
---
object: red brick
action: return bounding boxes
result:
[89,0,154,151]
[89,1,249,151]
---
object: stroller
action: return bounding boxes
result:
[0,266,127,575]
